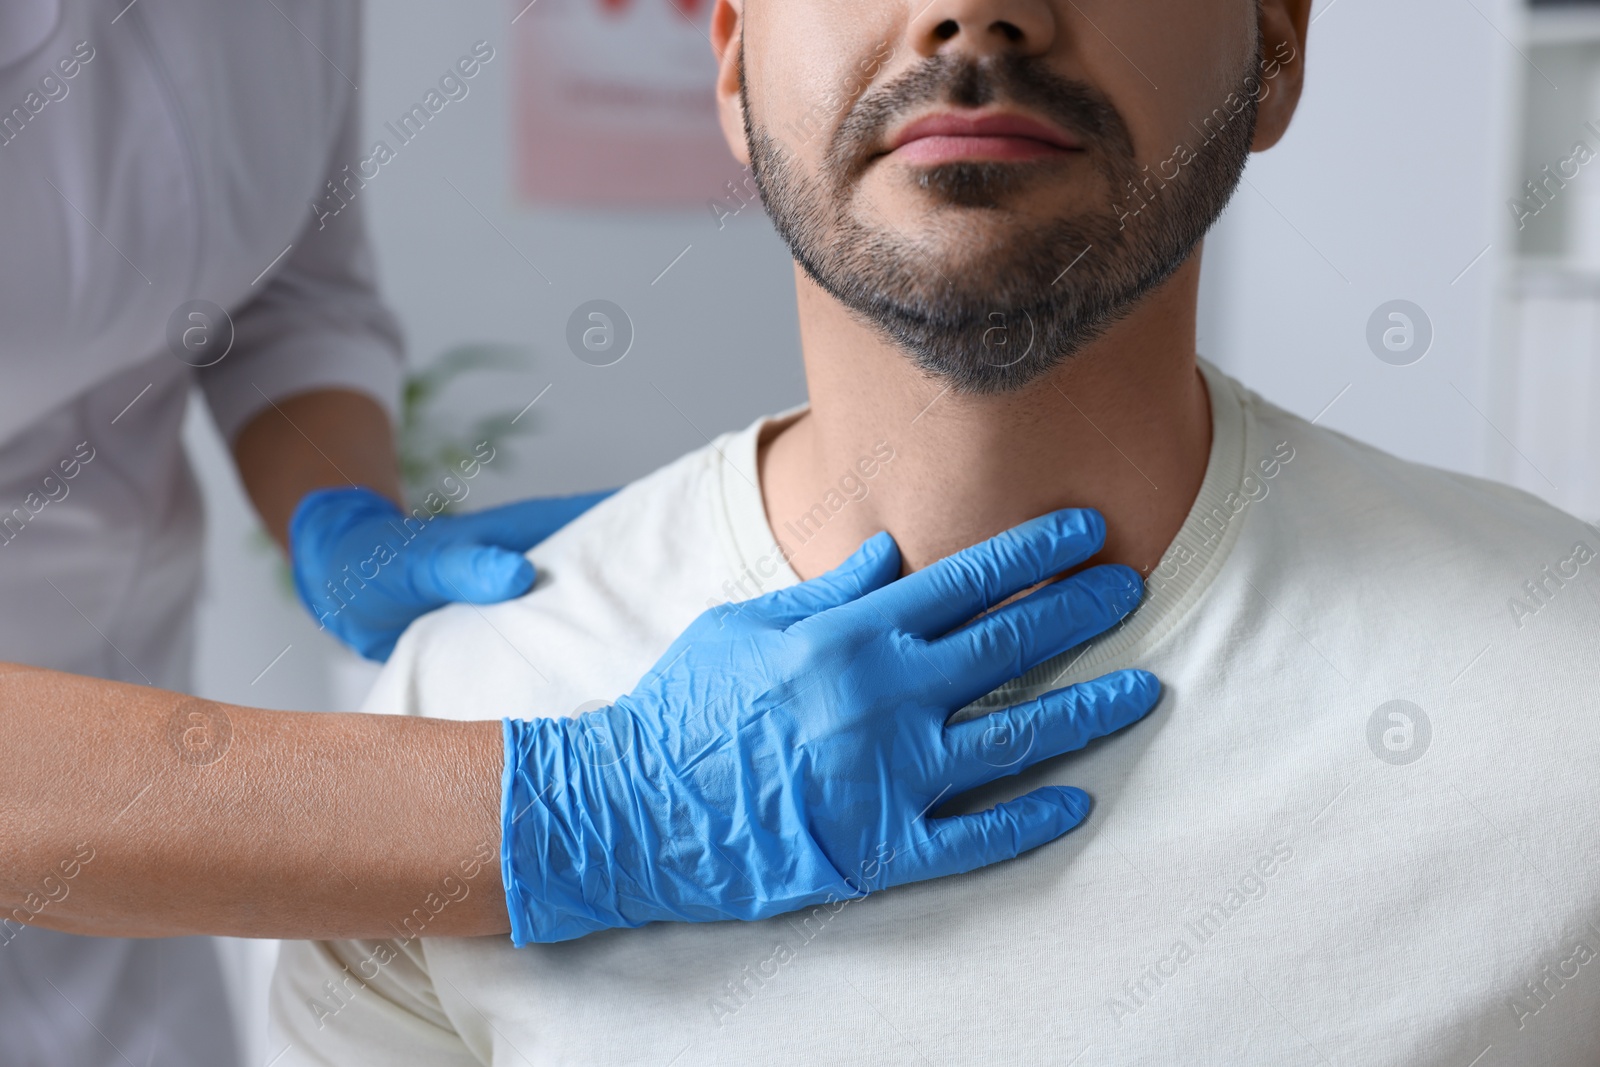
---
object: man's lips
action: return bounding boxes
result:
[884,111,1082,165]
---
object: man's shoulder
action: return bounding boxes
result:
[1242,382,1595,558]
[1227,383,1599,667]
[367,423,768,722]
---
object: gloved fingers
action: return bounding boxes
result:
[449,490,618,551]
[941,669,1161,792]
[856,509,1106,637]
[749,531,902,626]
[409,542,538,605]
[929,564,1144,698]
[893,786,1092,885]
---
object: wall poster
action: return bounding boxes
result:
[512,0,743,207]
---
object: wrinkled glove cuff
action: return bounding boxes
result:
[501,716,628,945]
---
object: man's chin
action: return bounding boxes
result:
[844,225,1081,279]
[850,195,1112,264]
[849,246,1093,317]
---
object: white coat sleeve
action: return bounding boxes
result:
[197,68,405,443]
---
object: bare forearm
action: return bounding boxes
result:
[0,664,508,940]
[233,388,404,550]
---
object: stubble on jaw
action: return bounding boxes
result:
[740,42,1262,394]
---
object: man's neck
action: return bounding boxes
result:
[759,254,1213,582]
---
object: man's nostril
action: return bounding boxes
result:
[930,18,1027,48]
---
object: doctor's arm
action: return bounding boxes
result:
[207,89,607,660]
[0,512,1162,944]
[0,663,508,940]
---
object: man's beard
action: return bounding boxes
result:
[742,45,1262,394]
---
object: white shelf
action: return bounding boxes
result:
[1527,5,1600,46]
[1513,256,1600,295]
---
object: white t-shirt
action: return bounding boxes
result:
[271,360,1600,1067]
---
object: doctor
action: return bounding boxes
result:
[0,3,519,1063]
[0,2,1161,1065]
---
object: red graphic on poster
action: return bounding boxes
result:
[513,0,740,206]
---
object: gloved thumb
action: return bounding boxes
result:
[748,530,902,626]
[412,543,538,605]
[452,490,617,551]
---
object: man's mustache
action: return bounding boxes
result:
[829,53,1135,181]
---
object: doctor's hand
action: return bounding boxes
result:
[289,485,614,661]
[500,508,1162,944]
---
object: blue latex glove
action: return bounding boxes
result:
[501,508,1161,944]
[289,485,614,661]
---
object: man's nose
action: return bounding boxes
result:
[907,0,1057,60]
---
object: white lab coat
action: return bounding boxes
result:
[0,2,403,1064]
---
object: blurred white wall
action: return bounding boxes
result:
[1198,0,1519,485]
